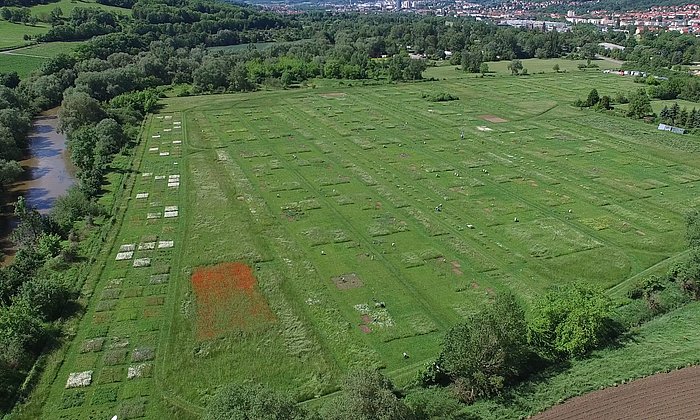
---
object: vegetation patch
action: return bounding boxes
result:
[191,262,275,340]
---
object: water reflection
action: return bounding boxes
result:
[1,109,76,261]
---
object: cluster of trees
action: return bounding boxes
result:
[659,103,700,130]
[620,30,700,69]
[204,369,415,420]
[0,76,32,191]
[0,190,102,412]
[0,0,52,6]
[0,6,37,25]
[38,7,125,42]
[421,286,616,403]
[647,76,700,103]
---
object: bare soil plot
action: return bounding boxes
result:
[534,366,700,420]
[332,273,363,290]
[480,114,508,123]
[320,92,347,98]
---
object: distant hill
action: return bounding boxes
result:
[239,0,693,11]
[550,0,693,12]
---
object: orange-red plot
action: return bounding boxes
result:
[191,262,274,340]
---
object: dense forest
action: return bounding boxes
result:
[1,0,700,416]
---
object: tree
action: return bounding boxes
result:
[552,63,560,73]
[626,88,652,119]
[689,108,699,129]
[322,369,412,420]
[678,108,689,127]
[431,293,529,403]
[0,302,44,368]
[479,62,489,75]
[11,196,45,249]
[49,6,63,25]
[597,95,611,110]
[204,383,305,420]
[15,275,69,321]
[228,62,255,92]
[0,72,20,89]
[0,159,22,189]
[686,209,700,249]
[670,102,680,122]
[660,105,672,123]
[94,118,126,154]
[507,59,522,75]
[461,50,483,73]
[51,186,101,232]
[586,88,600,107]
[529,283,614,359]
[58,90,105,135]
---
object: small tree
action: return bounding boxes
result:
[686,209,700,249]
[479,62,489,75]
[597,95,611,110]
[507,59,523,76]
[552,63,560,73]
[670,102,680,122]
[323,369,412,420]
[586,88,600,107]
[678,108,689,127]
[529,283,614,359]
[204,383,305,420]
[431,293,529,403]
[626,88,653,119]
[660,105,672,123]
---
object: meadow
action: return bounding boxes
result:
[0,21,49,50]
[29,0,129,19]
[0,42,83,77]
[26,63,700,419]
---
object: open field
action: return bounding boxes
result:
[534,365,700,420]
[29,0,129,18]
[0,0,124,50]
[27,65,700,418]
[0,21,50,50]
[0,42,83,77]
[481,57,620,74]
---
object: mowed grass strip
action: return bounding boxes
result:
[0,42,83,77]
[0,21,49,50]
[37,113,186,419]
[154,64,698,408]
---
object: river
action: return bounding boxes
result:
[0,108,76,261]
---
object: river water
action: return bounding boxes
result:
[0,109,76,261]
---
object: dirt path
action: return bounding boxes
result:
[0,50,48,58]
[595,54,624,66]
[534,366,700,420]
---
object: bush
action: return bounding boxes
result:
[15,275,70,321]
[427,294,530,403]
[320,369,411,420]
[422,92,459,102]
[529,283,616,360]
[404,387,462,418]
[205,383,305,420]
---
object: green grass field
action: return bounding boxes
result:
[0,42,83,77]
[23,65,700,419]
[29,0,129,19]
[0,21,50,50]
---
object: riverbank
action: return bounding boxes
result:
[0,108,75,263]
